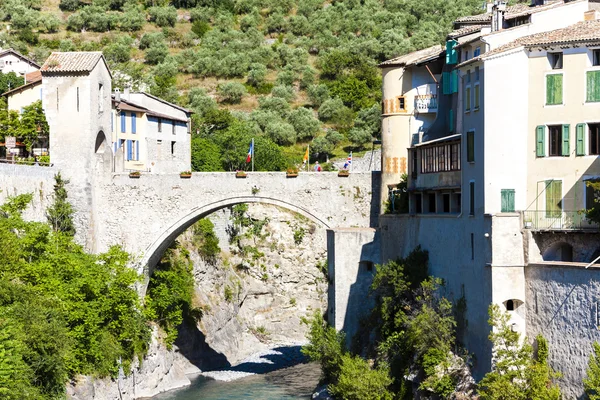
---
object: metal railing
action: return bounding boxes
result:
[415,94,438,112]
[523,210,599,231]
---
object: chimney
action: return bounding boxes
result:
[114,88,120,102]
[491,1,506,32]
[585,10,600,21]
[124,85,130,100]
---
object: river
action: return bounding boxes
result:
[150,362,321,400]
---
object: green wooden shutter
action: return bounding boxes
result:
[576,123,585,156]
[562,124,570,156]
[451,70,458,93]
[446,40,458,64]
[555,74,563,104]
[545,180,562,218]
[442,72,451,95]
[587,71,600,102]
[546,74,563,105]
[501,189,515,213]
[536,126,545,157]
[467,131,474,162]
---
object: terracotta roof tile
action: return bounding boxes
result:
[448,25,487,39]
[454,0,564,24]
[25,70,41,83]
[379,44,444,67]
[457,20,600,68]
[41,52,105,74]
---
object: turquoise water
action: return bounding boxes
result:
[150,363,320,400]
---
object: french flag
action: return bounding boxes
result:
[246,140,253,163]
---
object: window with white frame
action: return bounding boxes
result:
[548,52,563,70]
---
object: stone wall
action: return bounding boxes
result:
[525,262,600,399]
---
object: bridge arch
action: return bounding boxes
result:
[138,195,331,291]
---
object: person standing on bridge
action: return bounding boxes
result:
[314,161,322,172]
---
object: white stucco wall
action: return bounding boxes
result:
[483,51,529,213]
[0,53,38,76]
[7,82,42,111]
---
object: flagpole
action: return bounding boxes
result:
[251,138,254,172]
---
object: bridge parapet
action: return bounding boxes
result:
[94,171,380,274]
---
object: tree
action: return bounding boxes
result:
[191,137,222,171]
[271,85,295,102]
[145,42,169,65]
[307,84,330,107]
[46,173,75,235]
[18,100,49,153]
[148,6,177,27]
[584,342,600,399]
[478,305,561,400]
[0,72,24,94]
[217,82,247,104]
[329,354,393,400]
[265,120,296,146]
[347,127,372,149]
[302,311,346,382]
[288,107,320,141]
[247,63,267,87]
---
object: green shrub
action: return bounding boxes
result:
[289,107,320,141]
[329,354,393,400]
[193,218,221,264]
[307,84,330,107]
[217,82,247,104]
[192,19,211,38]
[148,6,177,27]
[265,120,296,146]
[271,85,295,102]
[585,342,600,399]
[302,311,346,382]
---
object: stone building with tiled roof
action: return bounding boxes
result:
[2,51,192,175]
[379,1,600,397]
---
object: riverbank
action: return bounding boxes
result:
[149,361,322,400]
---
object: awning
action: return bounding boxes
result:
[414,133,461,147]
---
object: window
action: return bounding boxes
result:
[126,140,139,161]
[98,83,104,112]
[171,141,175,155]
[465,50,469,61]
[120,111,126,133]
[172,121,176,135]
[415,193,422,213]
[548,52,563,69]
[469,181,475,216]
[593,49,600,66]
[465,86,471,112]
[587,71,600,102]
[76,87,79,112]
[548,125,569,156]
[420,142,461,173]
[466,70,471,84]
[501,189,515,212]
[475,66,480,81]
[545,180,562,218]
[590,123,600,155]
[158,118,162,132]
[442,193,450,213]
[474,83,480,109]
[467,131,474,162]
[546,74,563,105]
[474,47,481,57]
[398,96,406,111]
[427,193,436,213]
[585,179,600,209]
[131,113,136,134]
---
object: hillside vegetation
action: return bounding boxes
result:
[0,0,484,169]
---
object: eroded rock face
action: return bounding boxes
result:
[67,326,196,400]
[179,204,328,367]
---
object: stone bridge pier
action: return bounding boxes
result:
[0,164,381,340]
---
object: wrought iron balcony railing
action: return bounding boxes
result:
[415,94,438,112]
[523,210,599,231]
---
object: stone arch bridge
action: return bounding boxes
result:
[0,164,381,336]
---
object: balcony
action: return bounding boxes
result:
[523,211,599,231]
[415,94,438,113]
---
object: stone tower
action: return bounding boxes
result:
[40,52,113,250]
